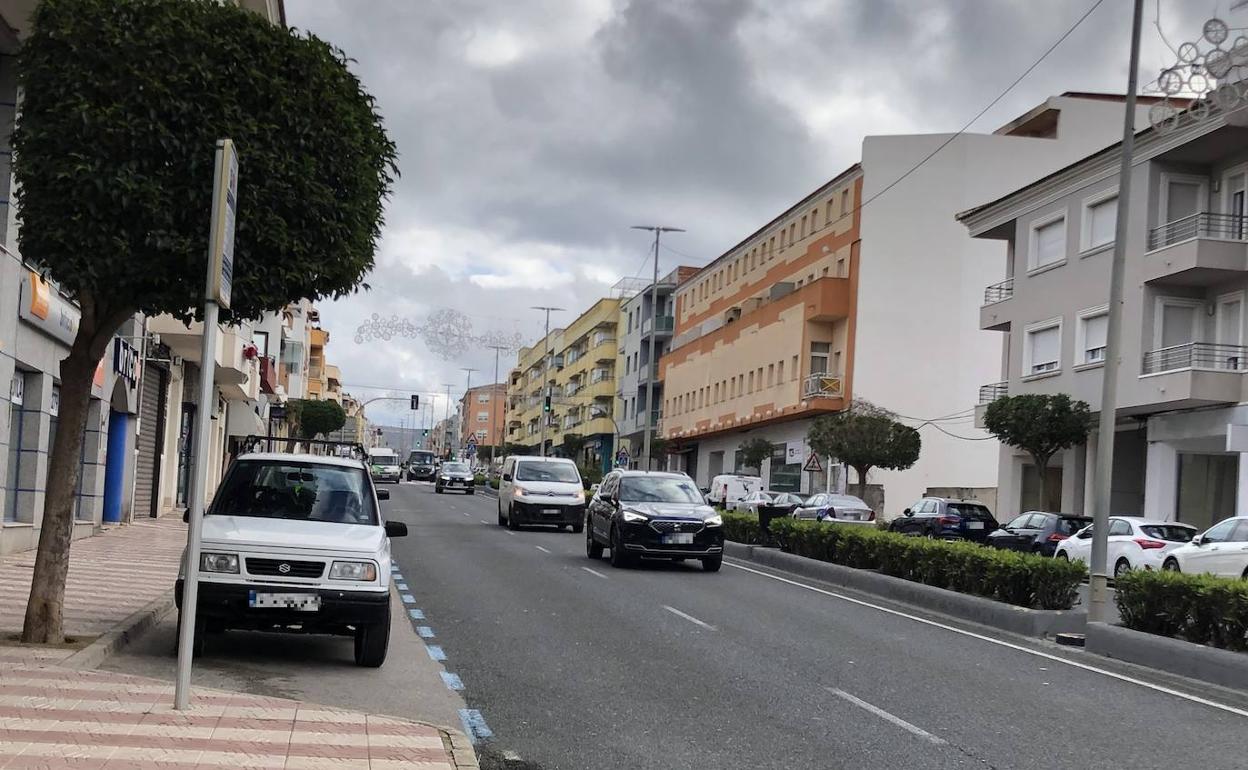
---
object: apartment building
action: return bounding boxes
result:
[664,94,1155,509]
[459,382,506,453]
[507,298,620,471]
[615,267,698,467]
[961,99,1248,530]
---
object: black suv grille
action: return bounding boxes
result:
[246,558,324,578]
[649,520,704,534]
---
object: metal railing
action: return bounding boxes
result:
[1148,212,1248,250]
[978,381,1008,404]
[802,372,843,398]
[983,277,1014,305]
[592,333,616,348]
[642,315,675,335]
[591,368,612,384]
[638,362,659,382]
[1142,342,1248,374]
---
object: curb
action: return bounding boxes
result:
[1084,621,1248,692]
[440,726,481,769]
[61,592,176,670]
[725,541,1086,639]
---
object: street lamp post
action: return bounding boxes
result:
[486,344,510,467]
[442,384,453,459]
[531,306,564,457]
[630,225,684,471]
[461,367,477,459]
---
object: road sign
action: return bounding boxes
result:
[803,454,823,473]
[207,139,238,310]
[466,435,478,448]
[616,448,630,466]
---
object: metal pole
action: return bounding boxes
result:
[442,384,453,459]
[1090,0,1143,623]
[461,368,476,459]
[631,226,684,471]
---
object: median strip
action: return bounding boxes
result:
[826,687,946,745]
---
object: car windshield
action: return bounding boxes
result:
[515,462,581,483]
[1141,524,1196,542]
[209,461,378,525]
[443,462,470,474]
[1057,517,1093,535]
[371,455,399,468]
[409,451,435,464]
[619,476,703,503]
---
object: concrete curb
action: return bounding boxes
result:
[440,726,481,769]
[1084,621,1248,692]
[725,541,1086,639]
[61,592,176,671]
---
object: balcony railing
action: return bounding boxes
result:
[978,381,1008,404]
[1148,212,1248,251]
[591,369,612,384]
[802,372,844,399]
[642,315,675,335]
[983,277,1014,306]
[592,333,616,348]
[1142,342,1248,374]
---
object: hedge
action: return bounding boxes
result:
[1115,570,1248,652]
[724,514,1085,610]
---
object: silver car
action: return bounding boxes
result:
[793,493,876,525]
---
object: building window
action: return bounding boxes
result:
[811,208,819,230]
[1029,213,1067,271]
[1154,297,1202,349]
[253,331,269,359]
[1082,191,1118,252]
[1024,318,1062,375]
[841,189,849,216]
[791,355,799,380]
[809,342,831,376]
[800,215,807,239]
[477,394,490,404]
[777,359,784,383]
[767,364,775,387]
[748,371,754,393]
[476,411,489,423]
[826,200,834,223]
[1076,306,1109,366]
[789,223,796,244]
[5,372,26,522]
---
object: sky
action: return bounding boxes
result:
[284,0,1211,428]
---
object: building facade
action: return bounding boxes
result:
[459,383,505,456]
[961,99,1248,530]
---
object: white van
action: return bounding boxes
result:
[497,456,585,531]
[707,474,763,509]
[367,448,400,484]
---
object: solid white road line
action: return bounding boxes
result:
[662,605,716,631]
[581,566,608,580]
[535,545,551,554]
[726,561,1248,719]
[826,687,946,745]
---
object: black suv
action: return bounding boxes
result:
[889,497,999,543]
[586,470,724,571]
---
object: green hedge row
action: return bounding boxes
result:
[724,513,1085,610]
[1115,570,1248,652]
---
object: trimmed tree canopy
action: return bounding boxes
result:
[13,0,398,323]
[737,437,773,471]
[291,399,347,440]
[807,401,921,497]
[983,394,1091,510]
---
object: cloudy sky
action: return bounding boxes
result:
[285,0,1209,427]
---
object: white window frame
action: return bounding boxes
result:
[1152,296,1204,352]
[1075,305,1109,369]
[1023,316,1063,379]
[1157,172,1208,230]
[1080,187,1118,254]
[1216,290,1244,347]
[476,410,489,423]
[1027,211,1068,274]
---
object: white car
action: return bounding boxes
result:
[1054,516,1197,577]
[793,493,876,525]
[1161,515,1248,578]
[497,455,586,531]
[707,474,764,509]
[176,452,407,667]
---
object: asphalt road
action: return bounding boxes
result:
[386,481,1248,770]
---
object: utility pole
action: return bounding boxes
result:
[631,225,684,471]
[442,383,453,460]
[1089,0,1143,623]
[461,367,477,459]
[531,306,564,457]
[487,344,510,467]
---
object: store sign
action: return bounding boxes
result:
[114,338,139,388]
[786,441,804,465]
[18,271,79,345]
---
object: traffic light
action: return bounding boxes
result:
[410,394,419,410]
[423,429,429,437]
[543,394,552,412]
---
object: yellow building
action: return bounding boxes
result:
[507,298,620,473]
[306,327,328,399]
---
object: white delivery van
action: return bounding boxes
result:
[497,456,585,531]
[367,447,400,484]
[707,474,763,509]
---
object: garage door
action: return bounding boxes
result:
[133,368,166,518]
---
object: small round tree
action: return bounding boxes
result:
[290,399,347,440]
[807,400,921,499]
[983,394,1091,512]
[15,0,397,643]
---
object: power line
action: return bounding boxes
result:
[919,422,998,441]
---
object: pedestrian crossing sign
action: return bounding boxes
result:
[803,454,823,473]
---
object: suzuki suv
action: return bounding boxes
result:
[175,453,407,667]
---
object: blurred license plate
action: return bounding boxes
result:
[249,591,320,612]
[542,508,561,515]
[662,533,695,545]
[966,522,984,530]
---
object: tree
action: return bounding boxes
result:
[983,394,1091,512]
[807,400,921,498]
[561,433,587,462]
[15,0,397,643]
[737,437,773,473]
[289,399,347,440]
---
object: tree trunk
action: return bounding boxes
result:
[21,300,127,644]
[854,464,871,501]
[1033,454,1051,513]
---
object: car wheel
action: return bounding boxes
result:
[354,613,390,668]
[1055,551,1069,561]
[497,501,505,526]
[701,556,723,572]
[609,526,632,568]
[586,523,604,559]
[1113,558,1132,579]
[507,504,520,531]
[176,609,206,658]
[435,485,443,494]
[572,521,584,534]
[1163,558,1181,572]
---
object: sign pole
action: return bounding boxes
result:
[175,139,238,710]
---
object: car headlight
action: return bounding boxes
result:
[514,485,529,498]
[329,561,378,581]
[440,475,451,481]
[572,490,585,503]
[621,510,649,523]
[704,515,723,527]
[200,552,239,574]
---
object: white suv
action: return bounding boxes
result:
[176,452,407,667]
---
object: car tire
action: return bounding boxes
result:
[572,521,584,534]
[609,526,632,568]
[354,613,390,668]
[176,609,206,658]
[586,524,603,559]
[1163,558,1181,572]
[701,556,722,572]
[1055,551,1069,561]
[435,486,443,494]
[497,501,506,526]
[507,504,520,531]
[1114,558,1132,579]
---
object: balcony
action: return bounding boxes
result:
[590,368,612,385]
[979,278,1014,331]
[1139,342,1248,409]
[641,315,675,337]
[637,361,660,383]
[1144,213,1248,286]
[974,381,1008,428]
[592,332,615,348]
[1142,342,1248,375]
[802,372,843,399]
[982,278,1014,305]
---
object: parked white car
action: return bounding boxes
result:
[497,455,586,531]
[176,452,406,667]
[1054,516,1197,577]
[793,493,876,525]
[707,474,763,509]
[1161,515,1248,578]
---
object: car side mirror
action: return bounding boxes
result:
[183,510,190,523]
[376,489,390,501]
[1192,534,1204,546]
[903,509,913,517]
[384,521,408,538]
[503,473,512,482]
